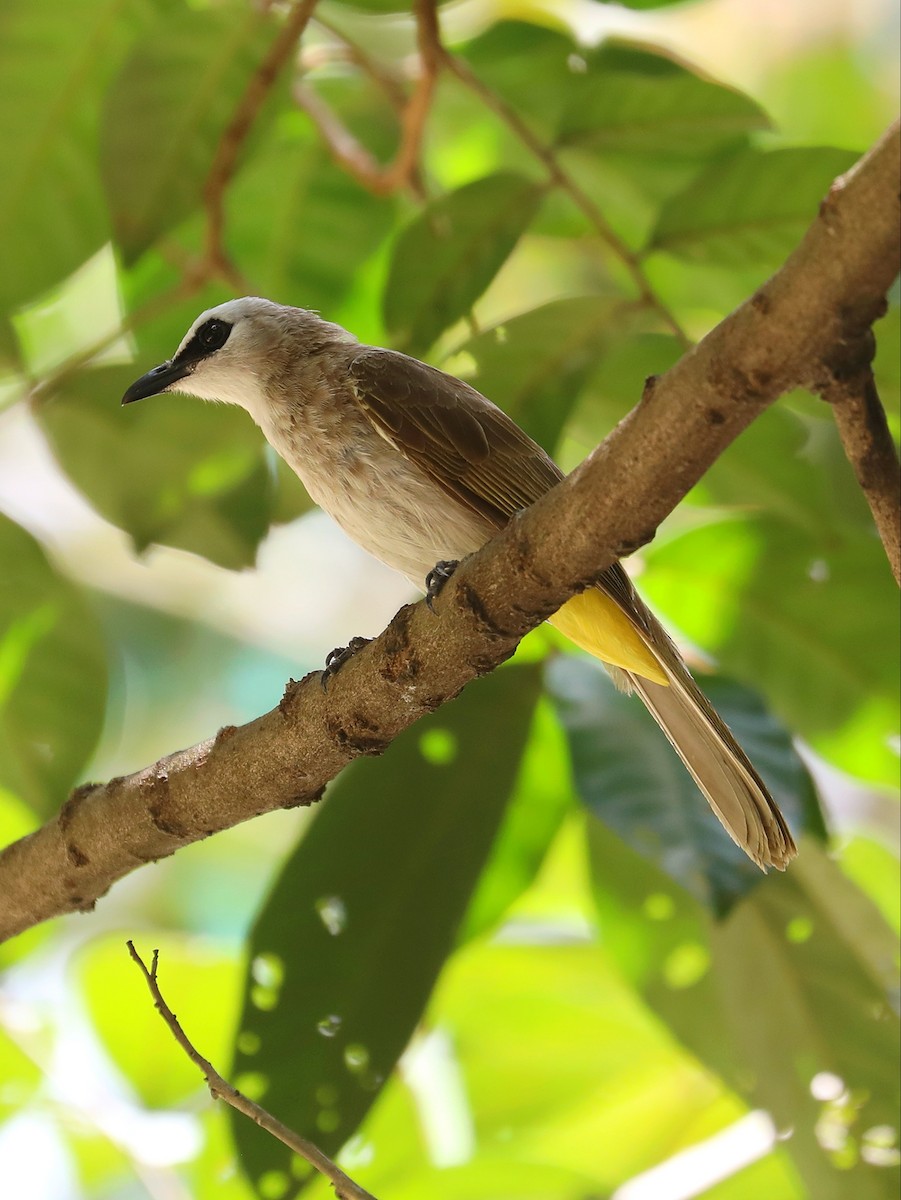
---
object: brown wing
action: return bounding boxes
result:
[346,345,646,627]
[346,346,563,526]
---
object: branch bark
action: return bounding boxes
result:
[0,121,898,945]
[826,371,901,585]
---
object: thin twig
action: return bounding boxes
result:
[126,942,378,1200]
[203,0,321,277]
[825,369,901,586]
[294,0,440,198]
[308,16,408,113]
[441,52,690,349]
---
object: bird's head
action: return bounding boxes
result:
[121,297,352,417]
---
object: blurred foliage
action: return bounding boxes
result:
[0,2,898,1199]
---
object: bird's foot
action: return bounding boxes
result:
[425,560,460,612]
[321,636,372,689]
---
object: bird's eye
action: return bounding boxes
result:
[196,319,231,352]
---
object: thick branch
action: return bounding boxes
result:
[127,944,377,1200]
[0,122,897,944]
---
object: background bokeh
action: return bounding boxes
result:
[0,1,898,1198]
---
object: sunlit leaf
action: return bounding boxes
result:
[648,146,859,267]
[383,173,543,354]
[451,296,640,454]
[231,666,541,1193]
[588,826,900,1198]
[0,515,107,816]
[548,656,825,913]
[557,40,770,156]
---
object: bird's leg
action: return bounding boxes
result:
[321,636,372,689]
[425,560,460,612]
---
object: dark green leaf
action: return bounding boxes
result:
[38,365,274,569]
[227,121,397,307]
[547,655,824,913]
[231,665,542,1192]
[648,145,859,267]
[557,40,770,156]
[383,173,543,354]
[588,825,901,1197]
[0,514,107,815]
[100,5,279,261]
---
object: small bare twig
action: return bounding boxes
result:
[825,369,901,586]
[203,0,321,278]
[294,0,440,198]
[126,941,378,1200]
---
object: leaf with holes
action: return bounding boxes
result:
[230,665,541,1196]
[0,514,107,815]
[383,172,544,355]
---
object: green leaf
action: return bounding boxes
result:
[0,0,127,315]
[460,22,585,141]
[383,173,543,354]
[640,514,900,784]
[227,120,397,307]
[0,514,107,815]
[449,296,638,454]
[548,656,824,913]
[460,697,572,941]
[557,40,770,156]
[38,365,274,569]
[100,5,279,262]
[231,665,542,1193]
[648,146,859,267]
[588,827,901,1199]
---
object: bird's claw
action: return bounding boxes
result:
[425,560,460,612]
[321,636,372,689]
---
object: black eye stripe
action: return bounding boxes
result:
[177,318,232,362]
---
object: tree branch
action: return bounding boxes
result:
[126,943,377,1200]
[824,370,900,585]
[0,122,897,945]
[294,0,440,197]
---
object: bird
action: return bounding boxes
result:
[122,296,797,871]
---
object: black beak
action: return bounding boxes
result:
[121,359,194,405]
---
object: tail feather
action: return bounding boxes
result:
[587,567,797,872]
[624,659,797,871]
